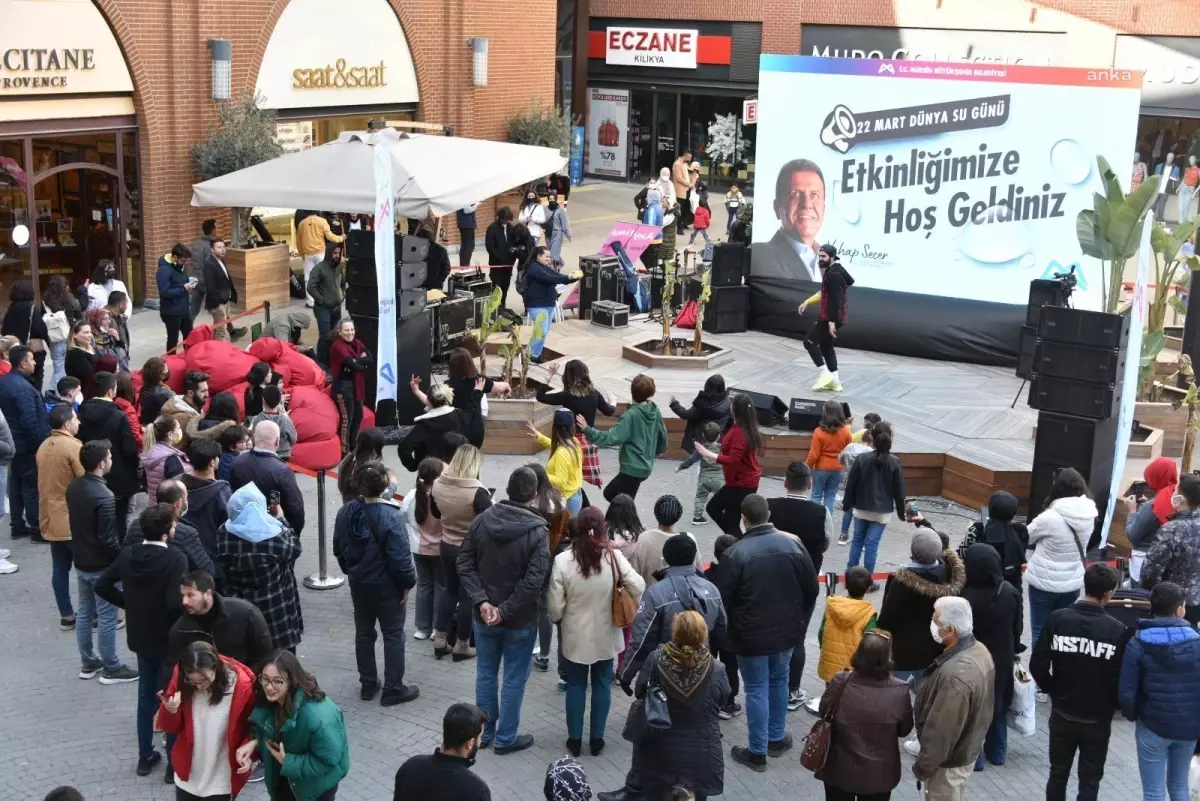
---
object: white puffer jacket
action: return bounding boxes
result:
[1025,495,1097,593]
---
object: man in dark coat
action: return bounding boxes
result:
[715,493,819,772]
[456,204,478,267]
[189,219,218,320]
[393,703,491,801]
[77,371,140,542]
[155,244,195,352]
[170,570,273,671]
[124,479,214,575]
[306,241,344,365]
[201,240,242,343]
[228,421,304,534]
[801,244,855,393]
[483,207,518,307]
[456,466,550,754]
[0,345,50,540]
[179,439,231,585]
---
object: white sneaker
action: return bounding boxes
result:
[413,630,431,641]
[787,688,808,711]
[1036,691,1049,704]
[804,697,821,715]
[0,557,17,574]
[0,547,10,559]
[903,738,921,757]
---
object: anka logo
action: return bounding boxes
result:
[877,63,896,75]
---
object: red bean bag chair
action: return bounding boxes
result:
[290,437,343,472]
[362,406,376,429]
[185,340,259,394]
[287,385,339,443]
[183,325,213,350]
[226,381,251,421]
[248,338,326,390]
[165,355,188,394]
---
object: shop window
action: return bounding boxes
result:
[679,94,755,190]
[0,140,31,302]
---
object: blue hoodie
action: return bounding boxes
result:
[1119,617,1200,740]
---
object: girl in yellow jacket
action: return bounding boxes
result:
[527,408,584,515]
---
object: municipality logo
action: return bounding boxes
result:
[380,364,396,385]
[878,63,895,75]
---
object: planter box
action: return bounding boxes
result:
[622,339,734,370]
[1127,425,1165,461]
[1136,399,1188,458]
[481,376,556,455]
[225,244,291,311]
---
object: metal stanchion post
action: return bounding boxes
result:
[264,300,271,323]
[304,469,345,590]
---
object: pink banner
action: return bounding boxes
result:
[599,221,662,263]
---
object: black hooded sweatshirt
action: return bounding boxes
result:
[669,390,732,453]
[962,544,1023,706]
[179,473,232,580]
[456,500,550,630]
[95,541,188,657]
[818,260,855,326]
[957,491,1029,593]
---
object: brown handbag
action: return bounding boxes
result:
[799,672,852,773]
[608,548,637,628]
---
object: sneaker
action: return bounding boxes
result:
[136,751,162,777]
[60,615,77,631]
[493,733,535,755]
[768,732,794,757]
[79,659,104,680]
[93,616,126,630]
[1036,691,1049,704]
[731,745,767,772]
[380,685,420,706]
[828,380,844,392]
[718,701,742,720]
[247,762,265,783]
[811,374,834,391]
[360,682,379,701]
[837,533,850,545]
[0,547,10,559]
[163,764,174,784]
[99,664,139,685]
[534,655,550,672]
[30,532,47,543]
[787,688,808,711]
[692,515,707,526]
[804,697,822,715]
[903,738,921,757]
[0,557,17,574]
[413,630,431,641]
[868,582,881,593]
[557,679,568,692]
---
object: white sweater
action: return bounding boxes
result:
[1025,495,1097,594]
[175,680,234,797]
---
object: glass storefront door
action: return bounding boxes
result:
[654,93,678,176]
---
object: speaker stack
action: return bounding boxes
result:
[1025,304,1129,521]
[1018,278,1074,380]
[702,243,749,334]
[345,229,435,426]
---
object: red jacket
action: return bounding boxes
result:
[156,656,257,797]
[115,396,143,450]
[716,424,761,489]
[693,205,711,230]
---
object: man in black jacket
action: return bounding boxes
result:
[1031,562,1125,801]
[394,703,491,801]
[716,493,819,772]
[306,241,344,365]
[457,204,478,267]
[0,345,50,541]
[180,439,231,584]
[484,207,518,308]
[800,244,855,393]
[202,239,242,343]
[96,503,188,777]
[68,439,138,685]
[767,461,832,710]
[78,371,139,541]
[228,421,304,533]
[125,479,214,575]
[169,570,273,671]
[457,466,550,755]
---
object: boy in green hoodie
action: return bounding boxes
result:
[579,374,667,501]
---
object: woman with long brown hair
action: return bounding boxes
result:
[63,319,97,390]
[400,456,446,641]
[694,391,764,537]
[549,507,644,757]
[140,356,175,425]
[246,652,350,801]
[539,359,615,493]
[156,641,257,800]
[438,346,509,447]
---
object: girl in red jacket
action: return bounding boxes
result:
[688,195,712,249]
[157,641,257,799]
[694,392,762,536]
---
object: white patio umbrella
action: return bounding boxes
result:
[190,127,567,216]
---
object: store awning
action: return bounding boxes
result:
[190,128,567,217]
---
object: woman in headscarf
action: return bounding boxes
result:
[599,609,729,801]
[215,483,304,652]
[961,543,1022,771]
[1124,456,1179,553]
[949,490,1029,592]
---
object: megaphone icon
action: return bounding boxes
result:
[820,105,857,154]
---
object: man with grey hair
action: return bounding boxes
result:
[912,596,995,801]
[228,420,304,533]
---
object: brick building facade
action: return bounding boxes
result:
[1,0,553,303]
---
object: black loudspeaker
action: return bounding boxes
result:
[1027,374,1116,420]
[1038,305,1128,349]
[347,229,375,260]
[345,257,377,288]
[345,257,428,290]
[710,243,746,287]
[400,235,430,263]
[346,231,430,264]
[346,286,428,319]
[704,285,749,334]
[1028,411,1119,520]
[1017,325,1037,380]
[740,390,787,427]
[1034,340,1123,384]
[350,310,432,426]
[429,296,475,355]
[788,398,821,431]
[1026,279,1071,328]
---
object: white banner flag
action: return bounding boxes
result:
[373,143,398,405]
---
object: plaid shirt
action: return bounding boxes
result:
[216,524,304,650]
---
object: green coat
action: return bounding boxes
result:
[249,691,350,801]
[584,401,667,479]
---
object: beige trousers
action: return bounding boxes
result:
[924,764,974,801]
[210,303,230,340]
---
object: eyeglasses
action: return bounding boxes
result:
[259,675,288,690]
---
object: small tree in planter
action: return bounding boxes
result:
[472,287,504,376]
[497,311,546,397]
[660,258,677,352]
[693,272,712,355]
[707,113,748,175]
[191,92,284,247]
[1140,218,1200,397]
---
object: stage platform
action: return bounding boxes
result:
[524,315,1037,511]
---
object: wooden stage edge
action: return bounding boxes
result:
[476,316,1036,513]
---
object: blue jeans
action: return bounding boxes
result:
[975,684,1009,768]
[564,658,613,741]
[76,569,120,668]
[737,649,792,756]
[136,654,164,758]
[846,517,887,574]
[527,306,555,358]
[314,305,340,366]
[8,453,38,538]
[50,541,74,617]
[1029,586,1079,654]
[566,490,583,516]
[50,340,67,386]
[473,622,537,748]
[840,508,852,536]
[811,470,842,518]
[1136,721,1193,801]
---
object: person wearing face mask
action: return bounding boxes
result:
[518,191,548,244]
[911,597,995,801]
[124,479,213,578]
[546,198,573,262]
[393,703,492,801]
[1141,473,1200,624]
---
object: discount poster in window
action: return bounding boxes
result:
[587,87,630,178]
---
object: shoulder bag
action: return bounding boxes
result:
[43,303,69,344]
[621,656,672,743]
[799,672,852,772]
[608,547,637,628]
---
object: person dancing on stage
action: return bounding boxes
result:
[800,244,854,392]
